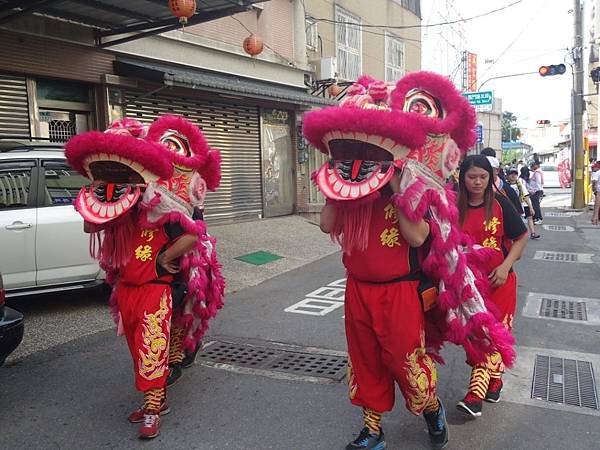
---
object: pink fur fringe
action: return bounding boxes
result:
[392,178,516,368]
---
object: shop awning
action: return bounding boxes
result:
[0,0,268,47]
[114,60,336,107]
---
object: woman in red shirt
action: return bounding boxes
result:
[455,155,528,418]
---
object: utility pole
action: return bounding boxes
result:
[572,0,586,209]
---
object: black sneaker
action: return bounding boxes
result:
[456,394,483,417]
[180,341,202,368]
[485,378,503,403]
[166,364,183,386]
[423,402,449,450]
[345,426,386,450]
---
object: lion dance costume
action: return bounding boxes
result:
[303,72,515,450]
[65,116,225,439]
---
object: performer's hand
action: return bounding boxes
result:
[158,253,179,274]
[389,170,402,194]
[489,264,509,287]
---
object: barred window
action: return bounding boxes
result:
[385,33,405,83]
[335,6,362,82]
[306,18,318,50]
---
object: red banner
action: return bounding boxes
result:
[468,53,477,92]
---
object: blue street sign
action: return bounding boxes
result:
[475,124,484,144]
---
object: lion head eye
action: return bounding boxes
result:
[160,130,191,157]
[404,89,444,119]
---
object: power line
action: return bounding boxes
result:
[309,1,523,30]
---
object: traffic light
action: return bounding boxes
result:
[538,64,566,77]
[536,120,551,125]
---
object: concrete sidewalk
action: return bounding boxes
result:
[208,214,338,294]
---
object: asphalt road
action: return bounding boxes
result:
[2,189,600,449]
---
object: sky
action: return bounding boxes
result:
[421,0,576,130]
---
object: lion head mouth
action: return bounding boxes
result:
[314,133,410,200]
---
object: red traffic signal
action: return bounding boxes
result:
[536,120,551,125]
[539,64,566,77]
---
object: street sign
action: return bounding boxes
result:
[463,91,493,112]
[475,123,484,144]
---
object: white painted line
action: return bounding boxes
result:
[522,292,600,325]
[284,298,344,316]
[533,251,594,263]
[304,286,346,301]
[504,345,600,417]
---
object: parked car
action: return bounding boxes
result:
[0,271,24,366]
[0,139,104,298]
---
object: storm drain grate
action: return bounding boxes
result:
[531,355,599,410]
[533,251,592,263]
[269,353,348,378]
[539,298,588,321]
[545,212,571,217]
[543,224,573,232]
[199,340,348,381]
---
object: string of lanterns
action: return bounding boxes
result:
[168,0,264,57]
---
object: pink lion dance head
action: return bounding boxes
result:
[304,72,475,201]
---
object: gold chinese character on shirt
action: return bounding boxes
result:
[482,236,499,249]
[135,244,153,262]
[484,217,501,235]
[141,228,158,242]
[380,227,401,247]
[384,203,398,223]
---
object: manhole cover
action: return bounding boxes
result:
[199,340,348,382]
[532,355,599,410]
[542,224,574,232]
[533,251,593,263]
[539,298,588,321]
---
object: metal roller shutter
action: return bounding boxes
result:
[0,74,30,138]
[124,90,262,223]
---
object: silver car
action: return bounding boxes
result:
[0,139,104,298]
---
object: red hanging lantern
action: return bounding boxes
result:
[168,0,196,25]
[328,83,342,97]
[243,34,264,57]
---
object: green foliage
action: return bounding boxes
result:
[502,111,521,142]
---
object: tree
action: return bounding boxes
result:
[502,111,521,142]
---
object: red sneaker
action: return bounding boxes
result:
[485,378,503,403]
[128,402,170,423]
[138,412,161,439]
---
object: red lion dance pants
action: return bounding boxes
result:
[118,282,172,392]
[466,271,517,396]
[345,276,437,414]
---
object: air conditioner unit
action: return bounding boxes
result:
[319,57,337,80]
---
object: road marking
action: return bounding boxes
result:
[522,292,600,325]
[504,346,600,417]
[285,278,346,316]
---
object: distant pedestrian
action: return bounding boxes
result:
[591,162,600,225]
[510,168,540,239]
[455,155,528,417]
[528,161,544,224]
[485,155,522,215]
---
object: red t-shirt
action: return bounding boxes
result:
[119,223,184,285]
[461,194,527,271]
[343,195,421,282]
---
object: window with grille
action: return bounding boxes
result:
[335,6,362,81]
[0,164,33,209]
[42,162,89,206]
[385,33,405,83]
[306,18,318,50]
